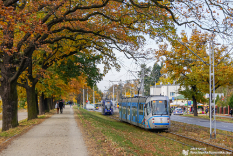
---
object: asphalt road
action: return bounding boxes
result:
[170,114,233,132]
[86,107,233,132]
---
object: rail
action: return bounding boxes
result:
[109,115,233,154]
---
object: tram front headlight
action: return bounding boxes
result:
[167,118,170,123]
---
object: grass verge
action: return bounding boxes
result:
[73,106,215,156]
[0,110,55,152]
[171,121,233,150]
[183,114,233,123]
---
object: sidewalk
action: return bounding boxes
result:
[216,115,233,118]
[171,115,233,132]
[198,113,233,119]
[0,107,88,156]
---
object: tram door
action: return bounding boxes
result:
[122,99,126,120]
[138,97,146,127]
[131,98,138,125]
[126,99,129,122]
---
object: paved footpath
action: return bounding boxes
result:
[0,107,88,156]
[171,115,233,132]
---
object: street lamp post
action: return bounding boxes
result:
[177,37,216,139]
[116,87,118,103]
[141,68,145,96]
[209,36,216,139]
[113,85,114,102]
[87,88,88,104]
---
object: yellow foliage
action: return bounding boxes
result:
[73,97,77,104]
[156,29,233,93]
[24,102,27,109]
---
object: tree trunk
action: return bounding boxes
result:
[50,98,54,110]
[50,98,53,110]
[26,83,37,120]
[52,98,55,109]
[44,98,49,113]
[47,98,53,111]
[1,79,18,131]
[39,93,45,115]
[192,95,198,116]
[35,92,39,115]
[1,8,19,131]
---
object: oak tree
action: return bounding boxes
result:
[156,30,233,116]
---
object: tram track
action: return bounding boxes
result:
[109,115,233,154]
[165,131,233,153]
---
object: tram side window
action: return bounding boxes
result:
[133,107,136,116]
[139,104,143,115]
[128,106,130,115]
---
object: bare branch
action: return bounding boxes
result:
[3,0,19,7]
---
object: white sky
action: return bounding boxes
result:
[96,36,163,92]
[96,22,233,92]
[96,24,190,92]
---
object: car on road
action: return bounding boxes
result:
[173,108,183,115]
[86,104,95,110]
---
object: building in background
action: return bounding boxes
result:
[150,84,184,101]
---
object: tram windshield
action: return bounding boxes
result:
[105,102,111,109]
[151,100,168,115]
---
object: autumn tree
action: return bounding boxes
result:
[1,0,232,131]
[142,63,163,96]
[150,63,162,84]
[156,30,233,116]
[229,95,233,109]
[0,0,179,131]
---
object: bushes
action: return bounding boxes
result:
[229,94,233,109]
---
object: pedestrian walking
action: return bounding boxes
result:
[230,109,233,117]
[59,99,64,114]
[55,101,59,114]
[205,108,208,115]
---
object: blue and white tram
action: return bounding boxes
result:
[119,95,170,130]
[102,100,114,115]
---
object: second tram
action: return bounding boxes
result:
[102,100,114,115]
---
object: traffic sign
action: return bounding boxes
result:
[188,101,191,105]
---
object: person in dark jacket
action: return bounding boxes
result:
[230,109,233,117]
[205,108,208,115]
[59,99,64,114]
